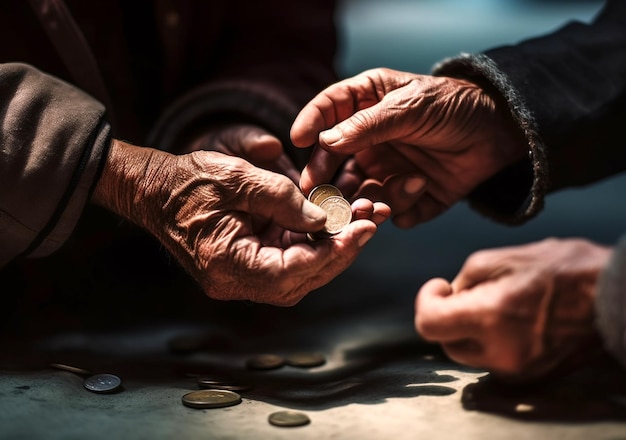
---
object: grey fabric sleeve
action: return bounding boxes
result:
[595,236,626,368]
[0,63,111,267]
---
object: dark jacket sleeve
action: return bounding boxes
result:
[0,63,111,267]
[431,0,626,368]
[148,0,338,169]
[432,0,626,224]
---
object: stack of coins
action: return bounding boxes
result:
[307,184,352,240]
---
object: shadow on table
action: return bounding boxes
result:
[461,352,626,422]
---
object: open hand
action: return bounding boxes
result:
[93,140,380,305]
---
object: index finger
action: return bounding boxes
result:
[415,278,484,343]
[290,74,381,148]
[299,146,347,195]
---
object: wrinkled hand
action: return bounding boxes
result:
[185,123,300,183]
[291,68,528,228]
[415,238,612,381]
[92,140,378,306]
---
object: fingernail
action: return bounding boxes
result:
[358,231,374,247]
[320,128,342,145]
[302,200,325,221]
[404,176,426,195]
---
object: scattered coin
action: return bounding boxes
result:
[181,389,242,409]
[285,352,326,368]
[50,363,92,377]
[83,373,122,394]
[197,377,253,392]
[268,410,311,427]
[246,354,286,370]
[308,184,343,206]
[318,195,352,235]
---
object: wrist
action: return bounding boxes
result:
[92,139,170,230]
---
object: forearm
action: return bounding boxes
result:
[91,140,169,235]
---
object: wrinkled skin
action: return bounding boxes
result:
[290,68,528,228]
[415,238,612,381]
[185,123,301,184]
[186,123,391,225]
[92,139,385,306]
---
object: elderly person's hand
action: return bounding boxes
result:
[184,123,301,184]
[290,67,528,228]
[92,140,383,306]
[415,238,612,381]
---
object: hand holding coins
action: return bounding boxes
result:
[307,184,353,240]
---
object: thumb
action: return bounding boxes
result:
[248,174,328,233]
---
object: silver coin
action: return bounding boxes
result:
[196,377,253,392]
[268,410,311,427]
[319,195,352,235]
[308,184,343,206]
[50,363,92,377]
[246,354,285,370]
[83,373,122,394]
[181,389,242,409]
[285,352,326,368]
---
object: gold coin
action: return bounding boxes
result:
[181,389,242,409]
[319,195,352,235]
[197,377,253,392]
[285,352,326,368]
[308,184,343,206]
[50,363,92,377]
[246,354,285,370]
[268,410,311,427]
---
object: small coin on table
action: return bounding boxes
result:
[83,373,122,394]
[268,410,311,427]
[50,363,92,376]
[285,352,326,368]
[181,389,242,409]
[246,354,285,370]
[196,377,253,392]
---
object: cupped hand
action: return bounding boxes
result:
[93,140,379,306]
[185,123,300,183]
[291,67,528,228]
[415,238,612,381]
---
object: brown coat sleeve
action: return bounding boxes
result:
[0,63,111,267]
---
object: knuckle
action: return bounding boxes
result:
[414,314,436,339]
